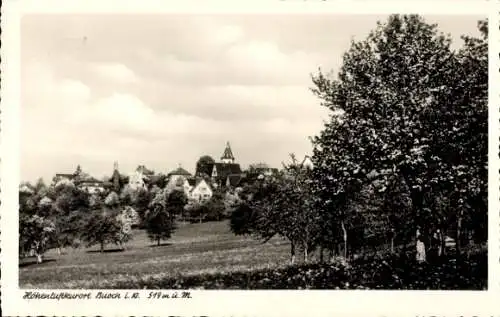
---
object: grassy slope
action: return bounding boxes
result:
[19,220,297,289]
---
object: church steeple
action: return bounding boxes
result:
[221,141,235,164]
[111,161,121,192]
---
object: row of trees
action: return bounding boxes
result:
[230,15,487,265]
[19,174,235,262]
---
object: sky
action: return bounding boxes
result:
[21,14,484,183]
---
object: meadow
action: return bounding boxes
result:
[19,220,296,289]
[19,219,487,290]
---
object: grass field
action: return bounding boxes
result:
[19,220,299,289]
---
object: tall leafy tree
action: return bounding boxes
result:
[146,189,176,246]
[195,155,215,177]
[19,214,56,263]
[310,15,487,259]
[166,189,188,219]
[231,155,320,263]
[81,207,123,252]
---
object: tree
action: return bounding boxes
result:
[145,189,176,246]
[195,155,215,177]
[224,190,242,217]
[248,162,269,173]
[446,20,487,253]
[104,191,120,208]
[19,214,56,263]
[81,208,123,252]
[115,208,134,249]
[132,187,151,226]
[52,183,90,215]
[37,196,54,217]
[185,199,205,223]
[310,15,487,260]
[51,210,90,253]
[203,191,226,221]
[231,155,320,264]
[120,184,134,207]
[166,189,188,220]
[149,173,168,189]
[230,202,258,235]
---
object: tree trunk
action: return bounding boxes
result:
[303,242,308,263]
[319,246,324,263]
[157,237,161,246]
[36,253,43,264]
[416,230,426,263]
[57,247,62,256]
[456,209,464,257]
[100,242,104,253]
[290,242,296,265]
[438,230,444,257]
[390,237,394,253]
[341,220,348,259]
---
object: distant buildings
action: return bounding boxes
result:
[188,178,213,203]
[49,141,285,201]
[165,166,194,198]
[52,165,107,194]
[196,142,245,189]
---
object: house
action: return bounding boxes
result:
[210,163,243,188]
[165,167,213,202]
[128,170,146,190]
[79,178,106,194]
[128,165,154,190]
[195,142,246,189]
[166,166,192,194]
[246,164,279,182]
[188,178,213,203]
[53,165,106,194]
[53,173,76,184]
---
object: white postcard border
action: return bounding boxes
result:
[1,0,498,316]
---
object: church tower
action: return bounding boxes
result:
[221,141,235,164]
[111,161,121,192]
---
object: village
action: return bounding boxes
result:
[44,141,311,205]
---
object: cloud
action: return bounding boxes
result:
[59,78,92,102]
[209,24,244,46]
[92,62,137,84]
[74,93,153,131]
[20,14,484,182]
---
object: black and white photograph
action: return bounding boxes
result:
[15,10,488,293]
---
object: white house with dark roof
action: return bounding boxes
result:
[188,178,213,203]
[52,165,107,194]
[165,165,192,194]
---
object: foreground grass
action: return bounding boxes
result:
[20,221,298,289]
[106,251,487,290]
[19,220,487,290]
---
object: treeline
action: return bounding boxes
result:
[19,178,235,263]
[229,15,487,267]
